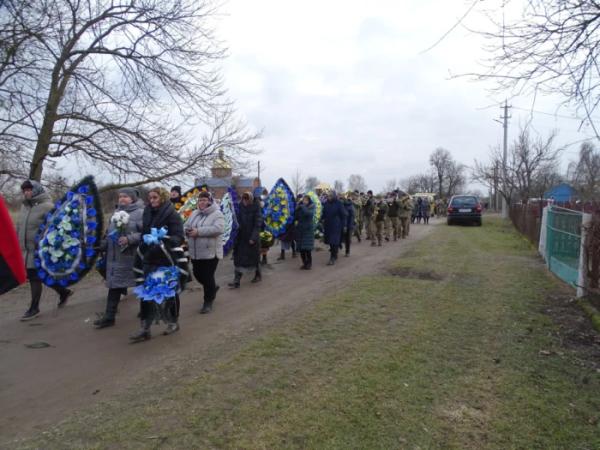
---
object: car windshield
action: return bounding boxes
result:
[451,197,478,207]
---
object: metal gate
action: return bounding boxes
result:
[546,206,583,286]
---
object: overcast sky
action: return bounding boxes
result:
[213,0,599,193]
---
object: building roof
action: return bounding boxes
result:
[543,183,578,202]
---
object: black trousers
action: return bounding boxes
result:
[27,268,70,310]
[329,244,339,260]
[299,250,312,266]
[192,258,219,302]
[105,287,127,320]
[343,231,352,255]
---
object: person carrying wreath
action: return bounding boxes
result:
[17,180,73,320]
[185,191,224,314]
[130,187,187,342]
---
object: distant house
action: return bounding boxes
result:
[543,183,578,203]
[194,150,258,200]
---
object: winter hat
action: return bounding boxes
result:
[170,185,182,195]
[118,187,138,202]
[20,180,33,191]
[21,180,44,197]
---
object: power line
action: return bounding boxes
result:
[419,0,480,54]
[511,106,598,122]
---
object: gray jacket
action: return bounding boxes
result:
[104,200,144,289]
[17,182,53,269]
[186,203,225,260]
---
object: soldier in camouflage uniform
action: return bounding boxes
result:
[363,190,376,242]
[386,193,400,241]
[399,194,412,238]
[374,195,388,246]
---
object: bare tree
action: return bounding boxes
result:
[429,148,452,198]
[382,178,397,194]
[290,169,305,196]
[473,0,600,135]
[305,176,319,192]
[473,127,561,204]
[333,179,344,192]
[402,173,436,194]
[568,141,600,201]
[444,161,466,198]
[347,174,367,192]
[0,0,258,191]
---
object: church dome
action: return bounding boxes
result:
[213,149,232,170]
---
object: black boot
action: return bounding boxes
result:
[94,315,115,328]
[129,321,151,342]
[22,279,42,321]
[200,299,213,314]
[95,289,120,328]
[300,252,307,269]
[251,269,262,283]
[277,250,285,261]
[228,271,242,289]
[57,288,74,308]
[261,254,268,265]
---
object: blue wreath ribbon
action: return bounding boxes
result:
[143,227,168,245]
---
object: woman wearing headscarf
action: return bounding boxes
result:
[229,191,262,288]
[130,187,186,342]
[295,194,315,270]
[185,191,224,314]
[17,180,73,320]
[321,190,347,266]
[169,185,182,205]
[94,188,144,329]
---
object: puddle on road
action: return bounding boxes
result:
[387,267,445,281]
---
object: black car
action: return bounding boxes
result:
[447,195,482,226]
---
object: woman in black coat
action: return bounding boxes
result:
[130,187,186,342]
[295,195,315,270]
[321,191,347,266]
[340,193,356,257]
[229,191,263,288]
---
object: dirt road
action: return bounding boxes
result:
[0,221,435,443]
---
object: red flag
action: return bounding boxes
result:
[0,194,26,294]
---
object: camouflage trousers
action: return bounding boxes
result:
[399,216,410,238]
[376,221,385,243]
[386,217,399,240]
[365,217,376,240]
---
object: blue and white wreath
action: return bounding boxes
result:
[34,176,103,287]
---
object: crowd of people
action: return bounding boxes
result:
[15,180,435,342]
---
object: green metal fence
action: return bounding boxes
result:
[546,206,583,287]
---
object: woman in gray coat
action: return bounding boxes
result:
[185,191,225,314]
[18,180,73,320]
[94,188,144,328]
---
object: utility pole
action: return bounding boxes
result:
[500,100,511,219]
[257,161,261,184]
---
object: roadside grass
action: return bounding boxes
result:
[17,218,599,449]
